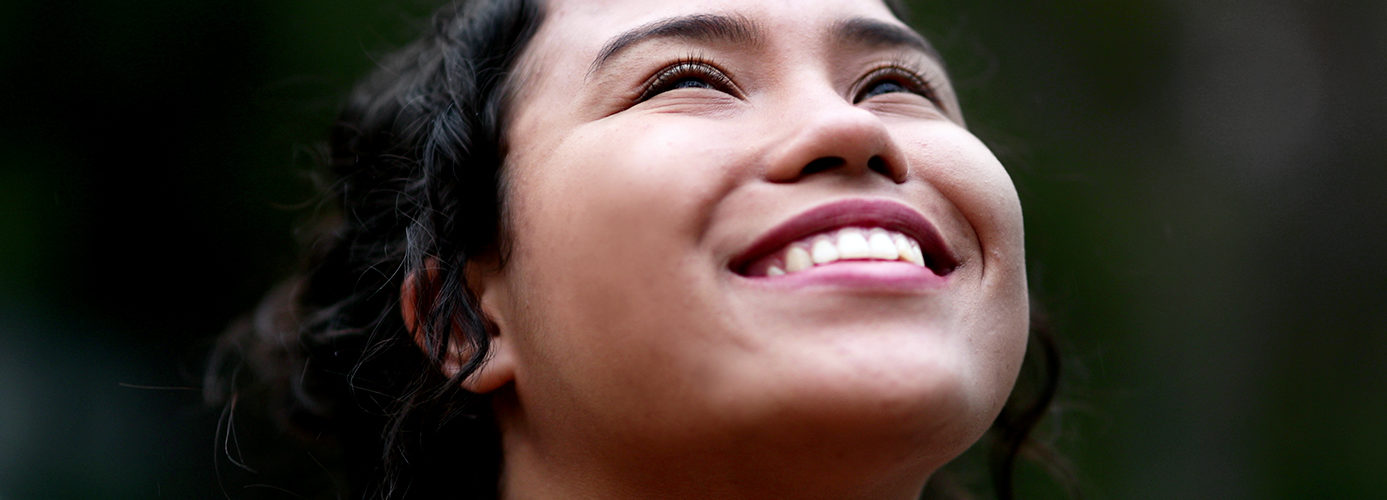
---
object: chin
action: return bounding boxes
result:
[707,329,1011,456]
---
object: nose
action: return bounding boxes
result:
[762,95,909,184]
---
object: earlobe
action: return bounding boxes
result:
[400,258,517,394]
[456,328,517,394]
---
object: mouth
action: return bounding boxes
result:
[730,199,959,279]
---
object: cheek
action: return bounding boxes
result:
[892,123,1029,408]
[512,122,727,268]
[934,130,1029,413]
[497,121,740,395]
[913,129,1024,257]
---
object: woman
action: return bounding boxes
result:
[209,0,1059,497]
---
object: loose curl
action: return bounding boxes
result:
[205,0,1064,498]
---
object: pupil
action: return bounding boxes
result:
[865,81,906,98]
[672,78,711,90]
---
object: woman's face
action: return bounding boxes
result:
[479,0,1028,482]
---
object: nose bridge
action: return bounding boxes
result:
[762,84,908,184]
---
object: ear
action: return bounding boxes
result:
[401,257,517,394]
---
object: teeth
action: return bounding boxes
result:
[835,228,871,259]
[810,238,840,264]
[903,238,925,266]
[785,245,813,272]
[892,233,913,260]
[749,226,930,277]
[867,228,899,260]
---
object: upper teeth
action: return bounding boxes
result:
[750,227,926,277]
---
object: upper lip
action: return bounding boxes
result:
[729,198,959,276]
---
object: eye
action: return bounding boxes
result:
[859,80,910,100]
[853,65,942,107]
[638,58,739,102]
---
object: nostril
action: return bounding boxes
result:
[867,156,890,177]
[802,156,846,176]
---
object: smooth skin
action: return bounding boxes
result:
[425,0,1028,497]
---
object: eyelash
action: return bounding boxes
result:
[635,56,944,109]
[853,62,943,107]
[637,55,738,102]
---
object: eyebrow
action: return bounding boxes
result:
[589,14,763,77]
[587,14,942,77]
[831,17,942,63]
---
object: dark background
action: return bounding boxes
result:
[2,0,1384,498]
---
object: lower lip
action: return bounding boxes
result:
[737,261,949,293]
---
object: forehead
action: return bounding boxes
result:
[526,0,903,68]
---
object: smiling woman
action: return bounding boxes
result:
[207,0,1058,498]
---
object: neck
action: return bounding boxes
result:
[495,410,948,499]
